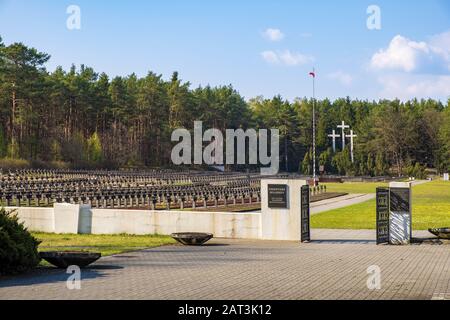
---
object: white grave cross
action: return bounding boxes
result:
[337,121,350,151]
[328,130,340,153]
[346,130,357,163]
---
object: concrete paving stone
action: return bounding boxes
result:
[0,229,448,300]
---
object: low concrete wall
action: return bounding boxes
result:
[6,207,55,233]
[5,205,261,240]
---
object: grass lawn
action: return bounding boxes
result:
[33,233,176,258]
[312,180,450,230]
[322,181,388,194]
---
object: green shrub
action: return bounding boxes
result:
[0,158,30,169]
[0,208,41,275]
[29,159,71,169]
[0,158,72,170]
[405,163,427,180]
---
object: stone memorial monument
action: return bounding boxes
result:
[261,179,309,241]
[444,173,449,181]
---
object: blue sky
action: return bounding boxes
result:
[0,0,449,101]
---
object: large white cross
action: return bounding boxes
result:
[337,121,350,150]
[328,130,340,153]
[346,130,357,163]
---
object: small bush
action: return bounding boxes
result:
[0,158,30,169]
[0,208,41,275]
[29,159,71,169]
[405,163,427,180]
[0,158,72,170]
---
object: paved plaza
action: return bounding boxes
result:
[0,229,449,300]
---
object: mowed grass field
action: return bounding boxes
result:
[33,233,176,257]
[323,181,389,194]
[312,180,450,230]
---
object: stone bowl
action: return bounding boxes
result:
[171,232,213,246]
[39,251,101,268]
[428,228,450,239]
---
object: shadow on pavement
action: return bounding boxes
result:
[0,264,123,288]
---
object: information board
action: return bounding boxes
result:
[301,185,310,243]
[390,188,410,212]
[268,184,288,209]
[376,188,390,244]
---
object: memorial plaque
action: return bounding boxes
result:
[268,184,288,208]
[390,188,410,212]
[301,185,310,243]
[376,188,390,245]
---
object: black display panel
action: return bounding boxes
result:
[376,188,390,244]
[301,185,310,243]
[390,188,410,212]
[268,184,288,209]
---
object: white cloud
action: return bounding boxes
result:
[279,50,314,66]
[371,35,429,72]
[262,28,285,42]
[327,71,353,86]
[377,74,450,101]
[370,32,450,73]
[369,30,450,101]
[261,51,279,64]
[261,50,314,66]
[430,30,450,64]
[430,30,450,49]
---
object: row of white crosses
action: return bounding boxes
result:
[328,121,357,163]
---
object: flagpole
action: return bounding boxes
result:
[312,68,316,183]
